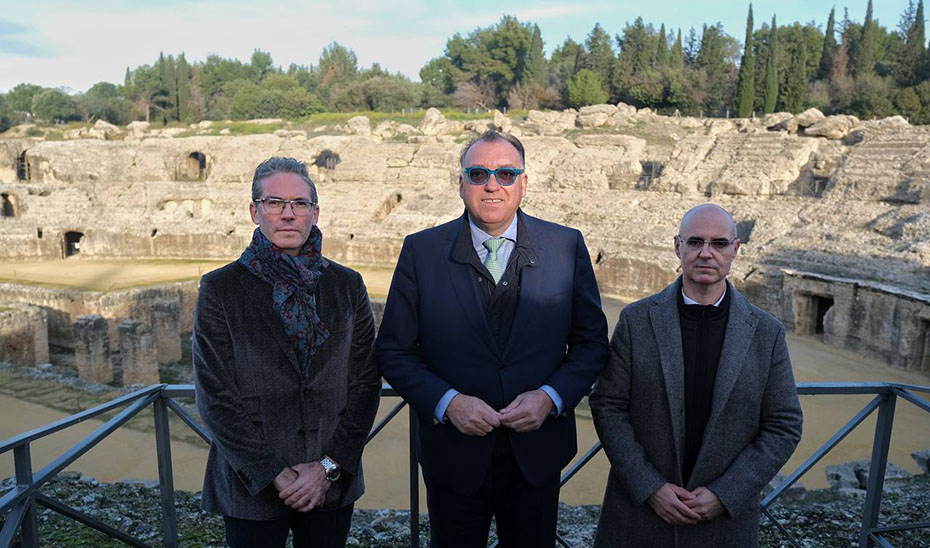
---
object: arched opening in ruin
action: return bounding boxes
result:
[636,161,664,190]
[314,149,341,170]
[736,219,755,243]
[795,292,834,336]
[0,193,15,217]
[15,152,30,181]
[63,231,84,257]
[916,319,930,373]
[184,152,207,181]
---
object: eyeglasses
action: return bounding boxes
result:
[254,198,316,216]
[679,236,738,252]
[462,166,523,186]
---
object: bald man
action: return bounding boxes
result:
[589,204,802,548]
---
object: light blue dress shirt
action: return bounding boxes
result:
[434,214,564,422]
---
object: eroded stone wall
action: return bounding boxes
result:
[0,303,48,367]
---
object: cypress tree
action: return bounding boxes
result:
[784,39,808,112]
[764,15,779,113]
[525,24,546,84]
[818,8,837,80]
[737,4,755,117]
[656,23,670,68]
[670,29,685,69]
[854,0,877,76]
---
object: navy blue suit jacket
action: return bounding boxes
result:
[375,210,609,495]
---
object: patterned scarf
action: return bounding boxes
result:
[239,226,330,376]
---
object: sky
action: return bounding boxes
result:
[0,0,916,94]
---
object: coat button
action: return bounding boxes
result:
[477,277,483,283]
[502,281,508,286]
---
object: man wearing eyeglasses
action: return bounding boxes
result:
[376,130,609,547]
[193,157,380,547]
[589,204,802,548]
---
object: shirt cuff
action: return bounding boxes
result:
[540,385,563,415]
[434,389,459,423]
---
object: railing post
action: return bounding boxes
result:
[153,394,179,548]
[409,409,419,548]
[858,390,896,548]
[13,443,38,548]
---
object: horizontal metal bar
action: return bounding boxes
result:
[796,382,889,395]
[893,388,930,415]
[0,392,158,513]
[160,385,195,399]
[165,398,211,445]
[367,401,406,443]
[0,384,163,454]
[0,498,28,548]
[762,394,883,508]
[870,521,930,534]
[561,441,602,487]
[868,533,895,548]
[556,531,572,548]
[35,493,153,548]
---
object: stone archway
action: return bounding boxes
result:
[64,231,84,257]
[0,193,15,217]
[16,151,30,181]
[795,292,835,335]
[185,152,207,180]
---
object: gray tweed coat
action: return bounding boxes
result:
[589,279,802,547]
[193,258,380,520]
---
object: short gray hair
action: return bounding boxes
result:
[459,129,526,167]
[251,157,318,203]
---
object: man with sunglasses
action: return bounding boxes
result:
[589,204,802,547]
[376,130,609,547]
[193,157,381,547]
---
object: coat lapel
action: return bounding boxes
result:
[649,281,686,472]
[702,284,758,444]
[445,215,499,355]
[235,263,301,375]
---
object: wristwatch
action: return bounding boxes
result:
[319,455,341,482]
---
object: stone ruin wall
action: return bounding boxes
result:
[0,106,929,376]
[0,303,48,367]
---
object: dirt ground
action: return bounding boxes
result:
[0,258,395,297]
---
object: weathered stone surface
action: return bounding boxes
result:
[616,102,637,116]
[346,116,371,136]
[782,108,826,133]
[418,107,447,135]
[150,299,181,364]
[763,112,794,129]
[73,314,112,384]
[524,109,576,134]
[0,303,48,367]
[912,449,930,474]
[117,319,158,386]
[491,109,512,133]
[826,460,913,490]
[577,104,619,129]
[805,115,860,140]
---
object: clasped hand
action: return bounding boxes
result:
[647,483,724,525]
[274,462,330,512]
[446,390,554,436]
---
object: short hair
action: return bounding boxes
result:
[459,130,526,167]
[251,157,318,203]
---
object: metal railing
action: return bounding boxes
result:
[1,382,928,548]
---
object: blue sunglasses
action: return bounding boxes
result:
[462,166,524,186]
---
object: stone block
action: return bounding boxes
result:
[73,314,112,384]
[826,459,913,490]
[118,320,159,386]
[150,299,182,364]
[912,449,930,474]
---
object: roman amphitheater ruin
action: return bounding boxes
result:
[0,105,928,384]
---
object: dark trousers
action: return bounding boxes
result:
[224,504,353,548]
[426,451,560,548]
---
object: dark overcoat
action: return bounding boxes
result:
[193,258,380,520]
[590,279,802,547]
[374,211,609,495]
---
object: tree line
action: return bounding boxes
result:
[1,0,928,132]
